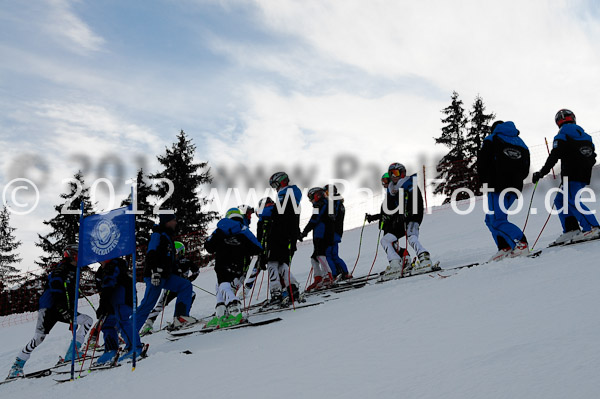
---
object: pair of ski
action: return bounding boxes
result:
[167,316,283,341]
[53,344,150,383]
[443,235,599,273]
[1,354,104,385]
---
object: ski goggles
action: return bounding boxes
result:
[389,169,404,178]
[381,177,390,185]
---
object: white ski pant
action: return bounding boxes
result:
[381,222,427,262]
[19,308,92,361]
[310,256,332,278]
[216,281,240,306]
[267,261,299,293]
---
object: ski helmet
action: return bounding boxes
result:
[388,163,406,178]
[257,197,274,215]
[490,120,504,134]
[225,207,243,221]
[174,241,185,256]
[555,109,576,127]
[322,184,338,197]
[63,243,78,261]
[269,172,289,190]
[381,172,390,186]
[238,205,254,218]
[258,197,274,208]
[307,187,325,203]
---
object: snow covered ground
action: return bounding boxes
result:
[1,172,600,399]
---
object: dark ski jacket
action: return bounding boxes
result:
[95,258,133,316]
[385,174,424,235]
[256,204,275,268]
[205,218,262,275]
[270,184,302,253]
[477,121,530,192]
[539,123,596,184]
[301,198,335,242]
[144,224,176,278]
[39,258,77,310]
[332,198,345,243]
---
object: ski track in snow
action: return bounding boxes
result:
[1,176,600,399]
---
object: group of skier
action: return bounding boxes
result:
[477,109,598,260]
[6,108,599,380]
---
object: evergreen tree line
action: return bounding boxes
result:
[0,130,217,294]
[434,91,496,203]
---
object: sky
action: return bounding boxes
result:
[1,0,600,273]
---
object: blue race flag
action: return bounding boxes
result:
[78,206,136,266]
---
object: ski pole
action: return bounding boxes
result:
[522,181,538,234]
[531,184,561,250]
[192,283,216,296]
[79,289,97,312]
[256,269,265,301]
[159,291,169,329]
[366,227,383,278]
[244,270,261,311]
[350,218,367,276]
[79,316,104,376]
[288,244,296,310]
[304,267,313,291]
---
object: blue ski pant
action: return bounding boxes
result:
[554,180,599,232]
[325,242,349,277]
[485,192,525,250]
[99,286,140,352]
[135,274,193,332]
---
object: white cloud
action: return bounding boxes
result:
[241,0,600,134]
[44,0,105,54]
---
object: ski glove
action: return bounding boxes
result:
[532,171,543,184]
[298,231,307,242]
[151,270,163,286]
[58,308,72,322]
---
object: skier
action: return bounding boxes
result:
[266,172,303,304]
[238,204,254,228]
[532,109,599,244]
[323,184,351,280]
[94,257,141,365]
[300,187,335,290]
[243,197,274,297]
[6,244,93,379]
[478,120,531,260]
[204,208,262,327]
[381,163,438,278]
[136,212,196,335]
[365,172,391,223]
[140,241,200,335]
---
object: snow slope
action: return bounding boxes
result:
[1,173,600,399]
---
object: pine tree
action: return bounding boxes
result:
[151,130,218,236]
[0,206,23,288]
[121,168,156,247]
[434,91,470,203]
[466,95,496,194]
[35,172,92,268]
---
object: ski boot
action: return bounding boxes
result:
[510,241,529,258]
[167,315,197,331]
[219,301,245,328]
[571,226,600,243]
[94,350,118,366]
[140,320,154,336]
[550,229,580,246]
[6,357,26,379]
[64,341,83,362]
[205,302,227,328]
[119,344,145,363]
[306,276,323,292]
[489,247,511,262]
